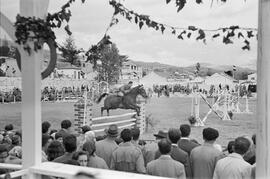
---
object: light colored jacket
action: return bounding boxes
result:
[110,142,146,173]
[213,153,252,179]
[95,138,118,167]
[147,155,186,179]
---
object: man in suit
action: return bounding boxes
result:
[110,129,145,173]
[190,127,224,179]
[143,130,167,166]
[95,124,119,167]
[155,128,192,178]
[147,139,186,179]
[178,124,199,155]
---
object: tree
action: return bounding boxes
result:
[58,35,82,67]
[195,62,200,76]
[90,43,126,84]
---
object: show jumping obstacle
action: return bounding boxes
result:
[74,91,146,134]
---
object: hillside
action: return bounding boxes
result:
[131,60,256,80]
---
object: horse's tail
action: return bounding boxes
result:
[96,93,109,103]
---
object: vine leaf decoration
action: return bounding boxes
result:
[109,0,257,50]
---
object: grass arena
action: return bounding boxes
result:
[0,95,256,147]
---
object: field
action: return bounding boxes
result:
[0,96,256,147]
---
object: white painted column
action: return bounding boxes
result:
[20,0,49,170]
[256,0,270,178]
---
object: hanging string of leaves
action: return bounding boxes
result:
[165,0,230,12]
[14,0,86,54]
[109,0,257,50]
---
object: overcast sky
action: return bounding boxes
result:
[0,0,258,68]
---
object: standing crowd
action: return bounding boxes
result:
[0,121,256,179]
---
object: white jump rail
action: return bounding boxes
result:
[92,112,137,121]
[92,118,136,128]
[0,163,22,170]
[93,123,136,133]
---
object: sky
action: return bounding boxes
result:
[0,0,258,68]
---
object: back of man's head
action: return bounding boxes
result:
[180,124,191,137]
[203,127,219,142]
[61,120,72,129]
[158,139,172,155]
[131,127,140,141]
[120,129,132,142]
[168,128,181,144]
[5,124,13,131]
[42,121,51,134]
[234,137,250,155]
[63,134,77,153]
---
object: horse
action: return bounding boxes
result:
[96,85,148,116]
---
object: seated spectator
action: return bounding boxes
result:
[213,137,252,179]
[82,140,108,169]
[190,127,224,179]
[178,124,199,155]
[147,139,186,179]
[155,128,191,178]
[46,140,65,161]
[72,151,89,167]
[110,128,145,173]
[42,121,51,135]
[53,134,77,163]
[95,124,119,167]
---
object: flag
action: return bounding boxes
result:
[233,65,236,71]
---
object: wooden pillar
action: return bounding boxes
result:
[256,0,270,177]
[20,0,49,171]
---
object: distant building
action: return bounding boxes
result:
[119,60,143,83]
[49,62,83,80]
[204,73,238,90]
[248,73,257,82]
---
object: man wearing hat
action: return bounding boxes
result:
[95,124,119,167]
[143,130,168,166]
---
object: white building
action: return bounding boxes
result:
[248,73,257,82]
[119,60,143,83]
[49,62,83,79]
[204,72,238,90]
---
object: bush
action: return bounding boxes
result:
[188,115,196,125]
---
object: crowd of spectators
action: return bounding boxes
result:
[0,121,256,179]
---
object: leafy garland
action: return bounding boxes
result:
[14,0,256,56]
[109,0,257,50]
[14,0,85,54]
[165,0,229,12]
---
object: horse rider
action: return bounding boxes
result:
[118,81,133,97]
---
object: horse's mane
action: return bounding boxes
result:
[129,85,141,93]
